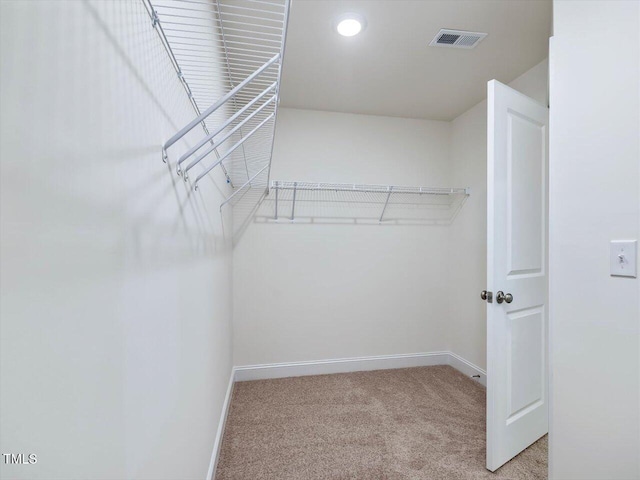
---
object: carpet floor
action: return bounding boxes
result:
[215,365,547,480]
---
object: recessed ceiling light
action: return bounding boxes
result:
[335,13,366,37]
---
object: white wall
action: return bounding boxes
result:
[0,2,233,480]
[549,2,640,479]
[447,100,489,370]
[233,109,452,365]
[448,59,549,370]
[508,60,548,108]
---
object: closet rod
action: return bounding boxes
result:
[194,113,275,189]
[183,94,276,178]
[176,81,277,175]
[162,52,280,158]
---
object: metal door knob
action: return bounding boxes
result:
[496,291,513,304]
[481,290,493,303]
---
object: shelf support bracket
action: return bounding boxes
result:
[274,181,279,220]
[219,163,269,210]
[291,182,297,221]
[379,186,393,223]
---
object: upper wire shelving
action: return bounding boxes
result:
[148,0,290,201]
[145,0,468,229]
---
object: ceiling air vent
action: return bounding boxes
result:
[429,29,487,49]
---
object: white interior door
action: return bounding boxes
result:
[486,80,549,472]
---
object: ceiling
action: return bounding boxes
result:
[279,0,552,121]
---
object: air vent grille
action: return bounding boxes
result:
[429,29,487,49]
[437,33,459,45]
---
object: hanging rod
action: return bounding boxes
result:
[194,113,275,190]
[161,52,280,159]
[175,81,277,175]
[182,93,276,178]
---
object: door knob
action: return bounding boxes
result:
[481,290,493,303]
[496,291,513,304]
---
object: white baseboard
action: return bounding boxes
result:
[208,351,486,479]
[233,351,486,386]
[233,351,450,382]
[447,351,487,387]
[206,370,235,480]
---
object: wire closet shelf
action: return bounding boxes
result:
[148,0,290,204]
[269,181,471,224]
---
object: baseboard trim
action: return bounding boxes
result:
[234,351,486,386]
[233,351,450,382]
[447,351,487,387]
[206,370,235,480]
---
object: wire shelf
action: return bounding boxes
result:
[264,181,471,225]
[150,0,290,207]
[146,1,466,230]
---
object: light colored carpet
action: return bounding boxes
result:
[216,365,547,480]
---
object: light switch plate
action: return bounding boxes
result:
[610,240,637,278]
